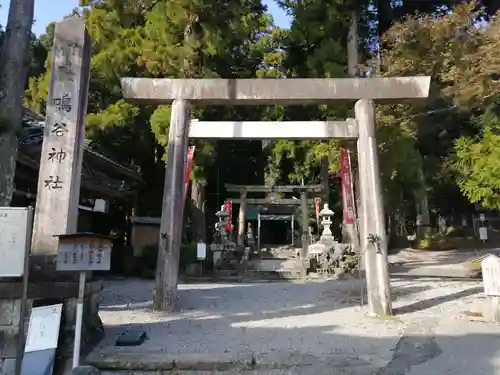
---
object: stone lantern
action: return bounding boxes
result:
[308,203,349,276]
[318,203,335,245]
[212,205,230,268]
[215,205,230,243]
[246,222,255,246]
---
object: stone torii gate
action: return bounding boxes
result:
[120,77,430,314]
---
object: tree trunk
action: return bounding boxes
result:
[388,211,407,251]
[416,167,431,238]
[0,0,35,206]
[345,11,361,248]
[191,180,206,242]
[320,156,329,203]
[347,11,359,77]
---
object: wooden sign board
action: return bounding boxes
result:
[0,207,32,277]
[481,254,500,296]
[56,234,112,272]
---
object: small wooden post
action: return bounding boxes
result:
[154,99,189,311]
[481,254,500,323]
[54,233,113,367]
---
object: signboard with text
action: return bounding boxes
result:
[0,207,32,277]
[56,235,112,272]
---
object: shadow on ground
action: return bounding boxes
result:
[99,278,428,313]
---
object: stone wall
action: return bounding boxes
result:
[0,357,16,375]
[0,281,104,375]
[0,298,30,375]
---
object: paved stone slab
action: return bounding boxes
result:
[120,77,431,105]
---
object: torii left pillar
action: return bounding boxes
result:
[154,99,189,311]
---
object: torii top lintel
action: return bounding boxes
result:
[120,77,431,105]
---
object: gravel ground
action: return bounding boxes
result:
[88,276,500,374]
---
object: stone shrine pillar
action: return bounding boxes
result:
[31,17,91,258]
[0,19,104,373]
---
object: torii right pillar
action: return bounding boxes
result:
[356,99,392,316]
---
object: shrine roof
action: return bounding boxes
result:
[17,107,144,198]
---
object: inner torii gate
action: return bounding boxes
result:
[120,77,430,315]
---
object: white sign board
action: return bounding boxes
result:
[56,243,111,271]
[481,255,500,297]
[479,227,488,241]
[24,304,63,352]
[0,207,31,277]
[197,242,206,260]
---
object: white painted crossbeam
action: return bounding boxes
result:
[120,77,431,105]
[188,120,358,140]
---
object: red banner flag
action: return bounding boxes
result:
[224,200,232,233]
[315,197,321,225]
[183,146,196,207]
[340,149,356,224]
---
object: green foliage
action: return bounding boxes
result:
[20,0,500,247]
[412,226,473,251]
[453,106,500,209]
[86,100,139,133]
[263,0,353,191]
[377,1,500,213]
[369,1,495,217]
[149,105,171,147]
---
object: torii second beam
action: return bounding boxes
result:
[188,120,358,140]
